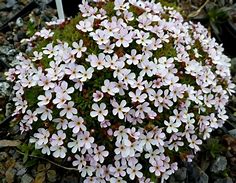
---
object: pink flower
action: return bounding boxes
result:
[93,90,104,102]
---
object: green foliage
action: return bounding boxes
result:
[203,138,225,158]
[189,0,236,40]
[24,86,43,107]
[26,20,37,37]
[35,163,57,183]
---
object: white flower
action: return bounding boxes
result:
[50,145,67,158]
[38,75,55,90]
[149,160,166,177]
[32,51,43,61]
[36,106,53,121]
[78,66,94,82]
[94,145,109,163]
[87,53,107,70]
[114,126,129,143]
[65,63,83,80]
[109,161,127,177]
[72,154,86,170]
[60,101,78,119]
[35,28,54,39]
[77,131,94,149]
[139,132,156,151]
[81,165,95,177]
[129,89,147,103]
[90,103,108,122]
[23,110,38,124]
[37,90,52,106]
[114,28,133,48]
[71,40,87,58]
[111,99,130,119]
[114,0,129,10]
[53,118,68,130]
[164,117,181,133]
[51,130,66,146]
[76,19,93,32]
[101,79,119,96]
[125,49,142,65]
[136,31,152,46]
[127,163,143,180]
[135,102,151,118]
[68,116,87,133]
[33,128,50,146]
[188,135,202,151]
[91,29,110,45]
[99,42,115,54]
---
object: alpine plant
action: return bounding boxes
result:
[5,0,235,182]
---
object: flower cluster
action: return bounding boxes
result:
[6,0,235,182]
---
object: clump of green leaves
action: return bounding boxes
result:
[202,137,225,158]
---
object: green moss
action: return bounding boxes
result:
[24,86,43,107]
[53,23,81,44]
[153,41,177,58]
[103,1,116,17]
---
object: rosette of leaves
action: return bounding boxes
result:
[5,0,235,182]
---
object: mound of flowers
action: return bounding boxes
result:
[5,0,235,182]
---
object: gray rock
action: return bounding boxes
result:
[5,103,13,117]
[210,156,227,173]
[6,0,16,8]
[15,162,27,176]
[174,167,187,181]
[21,174,34,183]
[0,46,12,55]
[0,82,10,97]
[60,175,79,183]
[229,129,236,137]
[187,163,209,183]
[214,177,233,183]
[0,3,6,11]
[168,175,176,183]
[0,152,8,161]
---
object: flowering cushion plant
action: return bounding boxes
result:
[5,0,235,182]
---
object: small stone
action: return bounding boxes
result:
[0,152,8,161]
[17,31,26,41]
[214,177,233,183]
[210,156,227,173]
[174,167,187,181]
[16,17,24,27]
[15,162,27,176]
[229,129,236,138]
[21,174,34,183]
